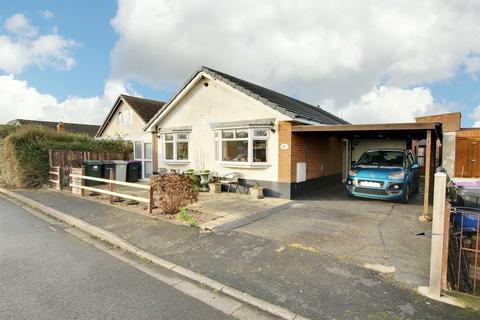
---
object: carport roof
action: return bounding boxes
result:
[292,122,442,140]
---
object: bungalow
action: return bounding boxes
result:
[96,94,165,179]
[144,66,348,198]
[98,67,443,212]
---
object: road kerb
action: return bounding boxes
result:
[0,188,309,320]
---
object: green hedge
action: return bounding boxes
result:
[0,125,132,188]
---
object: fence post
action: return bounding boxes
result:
[80,167,85,197]
[148,177,154,214]
[58,166,63,191]
[429,172,447,298]
[109,169,115,204]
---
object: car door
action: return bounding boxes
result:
[408,152,419,189]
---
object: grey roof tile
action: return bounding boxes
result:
[120,94,165,123]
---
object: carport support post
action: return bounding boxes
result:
[428,172,447,298]
[422,130,432,220]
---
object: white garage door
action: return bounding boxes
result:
[351,139,407,162]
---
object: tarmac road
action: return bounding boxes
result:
[0,196,231,320]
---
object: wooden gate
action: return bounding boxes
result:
[456,138,480,177]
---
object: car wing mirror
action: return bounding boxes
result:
[411,163,419,169]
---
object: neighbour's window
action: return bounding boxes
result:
[162,133,189,161]
[216,128,268,164]
[134,141,142,159]
[118,110,131,125]
[144,142,152,160]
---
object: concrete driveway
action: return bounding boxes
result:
[238,185,432,288]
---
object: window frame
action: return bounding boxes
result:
[161,132,190,163]
[118,109,132,126]
[133,141,152,179]
[215,127,269,166]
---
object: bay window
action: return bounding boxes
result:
[215,127,268,164]
[162,132,189,161]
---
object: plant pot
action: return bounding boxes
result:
[250,186,264,199]
[198,172,210,192]
[209,182,221,194]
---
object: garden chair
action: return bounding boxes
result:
[219,172,241,195]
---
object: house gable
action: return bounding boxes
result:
[97,99,147,141]
[145,66,348,131]
[97,95,165,140]
[153,75,289,182]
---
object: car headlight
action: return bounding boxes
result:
[348,169,358,177]
[388,171,405,180]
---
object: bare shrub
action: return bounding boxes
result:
[151,173,198,214]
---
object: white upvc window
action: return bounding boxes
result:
[215,127,269,165]
[162,132,189,161]
[134,141,152,179]
[118,110,132,125]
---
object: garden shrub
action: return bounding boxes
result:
[0,125,131,188]
[151,173,198,214]
[0,124,17,139]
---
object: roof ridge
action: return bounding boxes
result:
[12,119,100,126]
[120,94,165,104]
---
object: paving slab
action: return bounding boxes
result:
[13,189,480,320]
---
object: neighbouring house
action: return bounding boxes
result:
[96,94,165,179]
[416,112,480,178]
[7,119,100,137]
[144,66,348,198]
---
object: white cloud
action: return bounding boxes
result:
[110,0,480,123]
[0,74,126,125]
[0,13,76,74]
[4,13,37,37]
[337,86,445,124]
[471,105,480,127]
[38,10,54,20]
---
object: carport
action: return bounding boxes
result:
[287,122,442,216]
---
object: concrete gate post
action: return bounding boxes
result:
[429,172,447,298]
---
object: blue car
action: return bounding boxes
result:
[346,149,420,203]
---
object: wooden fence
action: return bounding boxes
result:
[49,150,131,167]
[48,166,62,190]
[68,171,154,213]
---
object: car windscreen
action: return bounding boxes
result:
[357,151,404,167]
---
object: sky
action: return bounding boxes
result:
[1,0,480,127]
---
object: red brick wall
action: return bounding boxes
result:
[415,113,461,132]
[278,121,343,182]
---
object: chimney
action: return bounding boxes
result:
[57,121,65,133]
